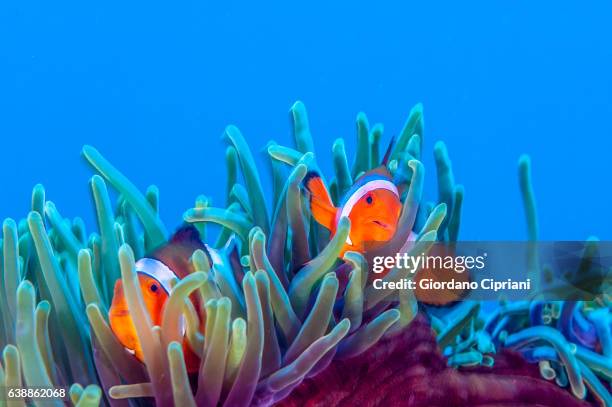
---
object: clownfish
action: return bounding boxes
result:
[303,140,416,257]
[303,168,412,256]
[109,225,236,373]
[303,141,469,306]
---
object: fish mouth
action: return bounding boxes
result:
[372,220,390,229]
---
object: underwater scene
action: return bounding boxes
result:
[1,1,611,406]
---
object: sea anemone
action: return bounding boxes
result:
[0,102,609,406]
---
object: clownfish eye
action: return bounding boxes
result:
[149,283,159,293]
[365,195,373,205]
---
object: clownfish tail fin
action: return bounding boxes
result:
[303,171,337,230]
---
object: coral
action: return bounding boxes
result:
[0,101,610,407]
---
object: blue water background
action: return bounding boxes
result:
[1,1,611,241]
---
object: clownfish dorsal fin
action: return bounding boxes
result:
[303,171,338,231]
[149,224,204,280]
[170,224,202,245]
[357,166,394,182]
[381,135,396,166]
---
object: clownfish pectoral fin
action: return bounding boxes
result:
[303,171,338,231]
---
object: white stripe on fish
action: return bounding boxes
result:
[336,179,399,245]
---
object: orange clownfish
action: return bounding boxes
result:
[109,225,223,373]
[304,170,469,306]
[303,138,416,258]
[303,168,414,257]
[303,144,469,306]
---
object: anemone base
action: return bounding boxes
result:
[278,315,593,407]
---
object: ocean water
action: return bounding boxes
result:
[1,0,610,241]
